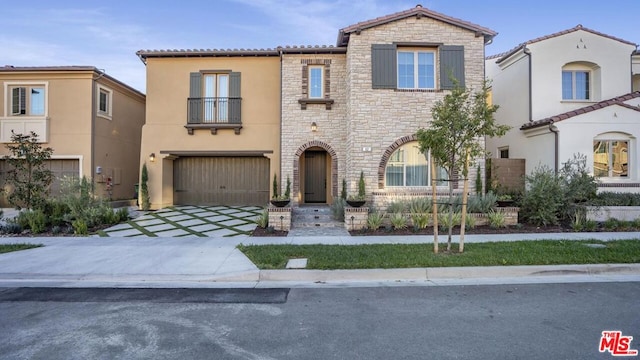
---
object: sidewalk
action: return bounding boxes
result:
[0,232,639,288]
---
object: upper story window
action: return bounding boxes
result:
[187,71,242,134]
[562,70,589,100]
[398,50,435,89]
[385,142,447,187]
[309,66,324,98]
[8,85,46,116]
[593,138,629,178]
[372,44,465,91]
[97,85,113,118]
[561,61,600,101]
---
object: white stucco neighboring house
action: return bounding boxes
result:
[486,25,640,193]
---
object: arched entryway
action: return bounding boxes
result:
[294,141,338,204]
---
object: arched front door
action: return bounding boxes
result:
[303,150,327,203]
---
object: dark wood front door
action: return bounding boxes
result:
[304,151,326,203]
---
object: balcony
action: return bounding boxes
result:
[186,97,242,135]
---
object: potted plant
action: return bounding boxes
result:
[270,174,291,207]
[347,171,366,207]
[496,194,514,207]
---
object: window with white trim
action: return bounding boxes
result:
[397,50,436,89]
[562,70,590,100]
[97,85,112,118]
[309,66,324,98]
[385,142,447,187]
[593,139,629,178]
[8,85,46,116]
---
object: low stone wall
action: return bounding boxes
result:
[586,206,640,222]
[345,207,369,231]
[371,190,462,212]
[268,206,292,231]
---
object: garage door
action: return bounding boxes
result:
[0,159,80,207]
[173,157,269,206]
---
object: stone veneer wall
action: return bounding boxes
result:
[345,15,487,208]
[268,206,291,231]
[281,54,348,205]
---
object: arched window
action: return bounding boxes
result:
[562,61,600,101]
[385,142,447,187]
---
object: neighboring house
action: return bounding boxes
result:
[137,5,496,209]
[486,26,640,193]
[0,66,146,205]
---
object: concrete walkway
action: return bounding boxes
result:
[0,232,639,288]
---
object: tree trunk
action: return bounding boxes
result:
[459,151,471,253]
[447,166,454,252]
[431,155,438,254]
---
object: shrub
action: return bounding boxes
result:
[389,212,408,230]
[341,179,347,199]
[590,192,640,206]
[467,192,498,214]
[520,165,564,226]
[464,214,476,230]
[26,209,48,234]
[409,197,432,214]
[438,212,461,231]
[2,222,22,234]
[603,218,620,231]
[255,209,269,228]
[387,201,406,214]
[367,212,385,231]
[411,213,430,229]
[584,219,598,232]
[14,211,31,230]
[559,154,598,220]
[116,208,130,222]
[330,198,346,221]
[487,211,507,228]
[358,171,366,199]
[72,219,88,235]
[475,165,482,195]
[140,163,151,210]
[633,218,640,229]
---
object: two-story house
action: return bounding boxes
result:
[0,66,146,205]
[137,5,496,209]
[486,26,640,193]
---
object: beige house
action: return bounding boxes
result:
[137,5,496,209]
[0,66,146,205]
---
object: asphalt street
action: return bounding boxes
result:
[1,282,638,360]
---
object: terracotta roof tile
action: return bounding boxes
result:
[520,92,640,130]
[492,25,637,64]
[337,4,496,46]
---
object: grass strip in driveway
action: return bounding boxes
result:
[0,244,42,254]
[238,239,640,270]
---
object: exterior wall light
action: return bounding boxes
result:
[149,153,156,162]
[311,122,317,132]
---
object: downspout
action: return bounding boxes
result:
[523,46,532,122]
[549,121,559,173]
[91,69,106,192]
[278,48,284,202]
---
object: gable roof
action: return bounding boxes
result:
[520,92,640,130]
[491,25,637,63]
[337,4,497,47]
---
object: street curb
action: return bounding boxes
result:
[259,263,640,282]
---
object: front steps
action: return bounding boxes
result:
[288,205,349,237]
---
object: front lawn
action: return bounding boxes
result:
[238,240,640,269]
[0,243,42,254]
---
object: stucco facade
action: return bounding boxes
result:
[0,66,145,203]
[486,27,639,192]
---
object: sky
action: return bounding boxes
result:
[2,0,638,93]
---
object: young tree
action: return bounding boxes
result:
[140,163,151,210]
[417,80,508,252]
[3,131,54,210]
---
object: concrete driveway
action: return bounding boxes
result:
[98,205,263,238]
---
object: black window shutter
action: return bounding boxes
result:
[188,72,202,123]
[371,44,397,89]
[440,45,465,90]
[229,72,241,124]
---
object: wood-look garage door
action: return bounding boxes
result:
[0,159,80,207]
[173,157,269,206]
